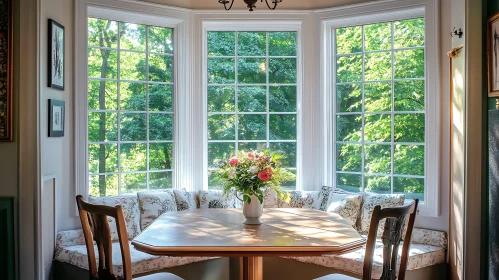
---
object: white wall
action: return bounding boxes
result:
[40,0,79,232]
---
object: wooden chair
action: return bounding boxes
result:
[76,195,183,280]
[316,199,419,280]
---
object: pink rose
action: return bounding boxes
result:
[248,153,255,159]
[229,157,239,166]
[258,172,272,181]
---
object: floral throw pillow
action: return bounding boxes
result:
[326,194,362,227]
[278,191,320,209]
[359,193,406,235]
[263,188,278,208]
[88,195,141,241]
[173,189,198,211]
[137,190,177,230]
[198,190,237,209]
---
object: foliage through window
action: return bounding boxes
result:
[207,31,298,189]
[87,18,174,196]
[334,18,426,201]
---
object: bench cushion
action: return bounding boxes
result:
[198,190,239,209]
[286,239,445,278]
[88,195,141,241]
[138,190,177,230]
[278,191,321,209]
[54,242,217,277]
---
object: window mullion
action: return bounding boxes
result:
[266,32,270,149]
[390,21,395,195]
[360,25,366,192]
[117,22,122,196]
[146,26,150,191]
[235,32,239,155]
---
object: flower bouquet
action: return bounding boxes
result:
[214,150,295,224]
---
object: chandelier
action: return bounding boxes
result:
[219,0,283,11]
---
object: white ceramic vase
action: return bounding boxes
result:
[243,195,264,225]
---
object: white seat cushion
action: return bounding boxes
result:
[138,190,177,230]
[286,240,445,279]
[54,242,217,277]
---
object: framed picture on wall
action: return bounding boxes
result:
[48,19,65,90]
[48,99,65,137]
[0,0,14,141]
[488,12,499,97]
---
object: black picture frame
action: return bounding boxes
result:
[48,19,65,90]
[48,99,65,137]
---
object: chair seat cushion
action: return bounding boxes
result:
[54,242,217,277]
[136,272,183,280]
[315,274,358,280]
[285,240,445,279]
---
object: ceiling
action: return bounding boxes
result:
[139,0,373,10]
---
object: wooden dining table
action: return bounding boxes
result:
[132,208,366,280]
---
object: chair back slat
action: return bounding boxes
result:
[76,195,133,280]
[362,199,419,280]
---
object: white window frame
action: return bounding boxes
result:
[318,0,440,217]
[201,20,304,190]
[74,0,192,200]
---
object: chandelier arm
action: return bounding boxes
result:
[220,0,235,10]
[264,0,278,10]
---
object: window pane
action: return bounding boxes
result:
[281,169,297,189]
[88,80,117,111]
[121,143,147,172]
[208,32,235,56]
[88,48,117,79]
[394,80,425,111]
[270,114,296,140]
[208,172,222,190]
[238,32,266,56]
[269,58,296,84]
[364,114,391,142]
[150,172,173,190]
[88,144,118,174]
[364,22,392,51]
[149,143,173,170]
[364,82,391,112]
[394,18,425,48]
[336,144,362,172]
[394,145,424,176]
[394,49,425,79]
[336,115,362,142]
[336,26,362,54]
[394,177,424,201]
[239,142,267,152]
[88,18,118,48]
[365,51,392,81]
[394,113,425,142]
[120,51,146,80]
[208,86,235,112]
[208,58,235,84]
[336,55,362,83]
[120,82,146,111]
[269,32,296,56]
[270,86,296,112]
[337,173,362,192]
[364,175,391,193]
[148,26,173,54]
[238,58,266,84]
[149,84,173,112]
[365,144,391,174]
[337,84,362,113]
[149,54,173,82]
[120,23,146,50]
[120,113,146,141]
[208,142,235,168]
[269,142,297,168]
[238,86,266,112]
[89,174,119,197]
[121,173,147,194]
[238,114,266,140]
[88,112,118,142]
[208,114,235,140]
[149,114,173,141]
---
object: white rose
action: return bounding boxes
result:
[249,166,259,174]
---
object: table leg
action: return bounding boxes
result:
[240,256,263,280]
